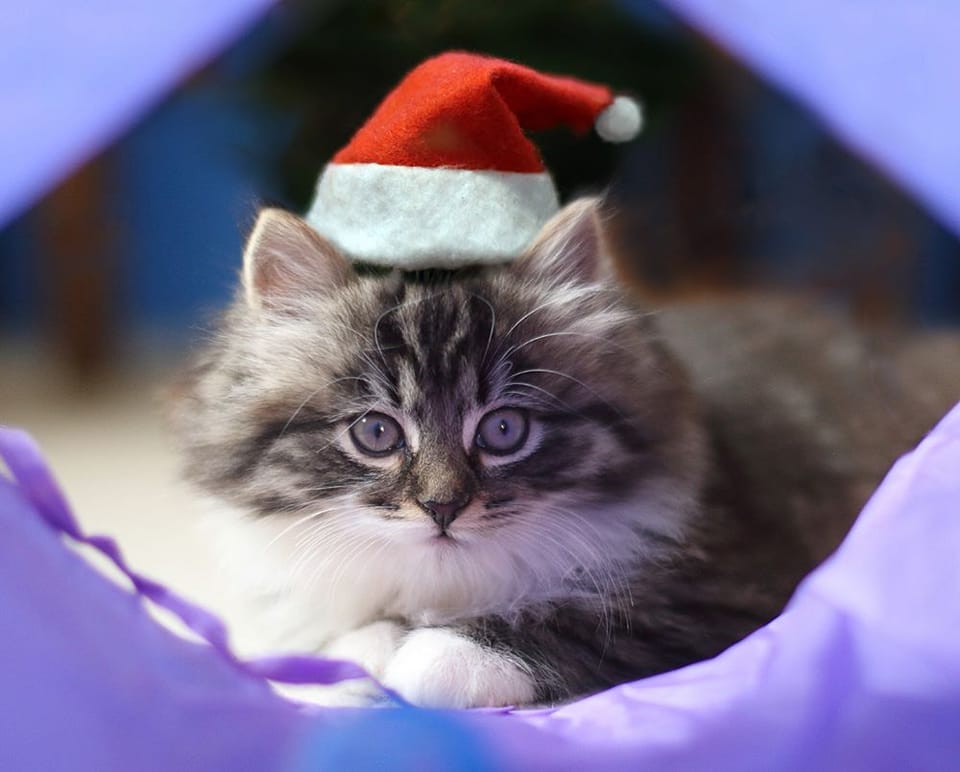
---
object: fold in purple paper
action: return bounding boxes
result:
[650,0,960,237]
[0,0,275,226]
[2,405,959,771]
[0,427,372,690]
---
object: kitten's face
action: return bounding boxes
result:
[176,201,707,622]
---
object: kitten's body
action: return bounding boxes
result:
[174,201,959,707]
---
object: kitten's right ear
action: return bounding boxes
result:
[241,208,353,309]
[513,197,614,287]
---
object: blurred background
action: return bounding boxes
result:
[2,0,958,608]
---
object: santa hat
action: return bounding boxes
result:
[305,51,642,270]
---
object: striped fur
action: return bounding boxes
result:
[172,200,960,706]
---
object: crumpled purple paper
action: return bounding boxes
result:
[0,0,275,226]
[651,0,960,238]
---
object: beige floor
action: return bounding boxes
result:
[0,346,232,617]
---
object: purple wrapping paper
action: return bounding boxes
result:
[0,0,275,226]
[653,0,960,238]
[0,430,309,771]
[1,403,959,771]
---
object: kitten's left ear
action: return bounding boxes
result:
[514,197,614,286]
[242,208,353,310]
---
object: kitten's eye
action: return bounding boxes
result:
[476,408,529,456]
[349,413,405,456]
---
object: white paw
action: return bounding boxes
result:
[382,627,536,709]
[276,621,405,708]
[323,620,405,678]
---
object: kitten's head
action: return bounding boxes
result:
[175,199,707,621]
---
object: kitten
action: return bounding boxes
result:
[172,197,960,708]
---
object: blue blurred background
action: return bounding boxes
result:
[2,0,958,382]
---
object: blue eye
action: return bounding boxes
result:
[476,408,529,456]
[350,413,405,456]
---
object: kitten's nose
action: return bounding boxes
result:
[419,497,470,530]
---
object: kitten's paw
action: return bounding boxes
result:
[383,627,536,709]
[324,620,405,678]
[279,621,406,707]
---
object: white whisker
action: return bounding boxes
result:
[263,505,341,551]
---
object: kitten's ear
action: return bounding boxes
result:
[514,197,613,286]
[241,208,353,309]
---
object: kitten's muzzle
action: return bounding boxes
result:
[418,497,471,531]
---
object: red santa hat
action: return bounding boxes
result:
[305,51,642,269]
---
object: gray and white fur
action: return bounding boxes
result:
[172,198,960,708]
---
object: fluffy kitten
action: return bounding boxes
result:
[173,198,959,708]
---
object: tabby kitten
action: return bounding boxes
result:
[173,197,959,708]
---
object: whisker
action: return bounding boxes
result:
[287,518,368,585]
[500,381,573,412]
[276,376,368,439]
[507,367,625,418]
[503,329,631,360]
[465,291,498,370]
[263,504,342,551]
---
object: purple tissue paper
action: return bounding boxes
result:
[0,0,275,226]
[656,0,960,237]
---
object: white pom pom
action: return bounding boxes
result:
[595,96,643,143]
